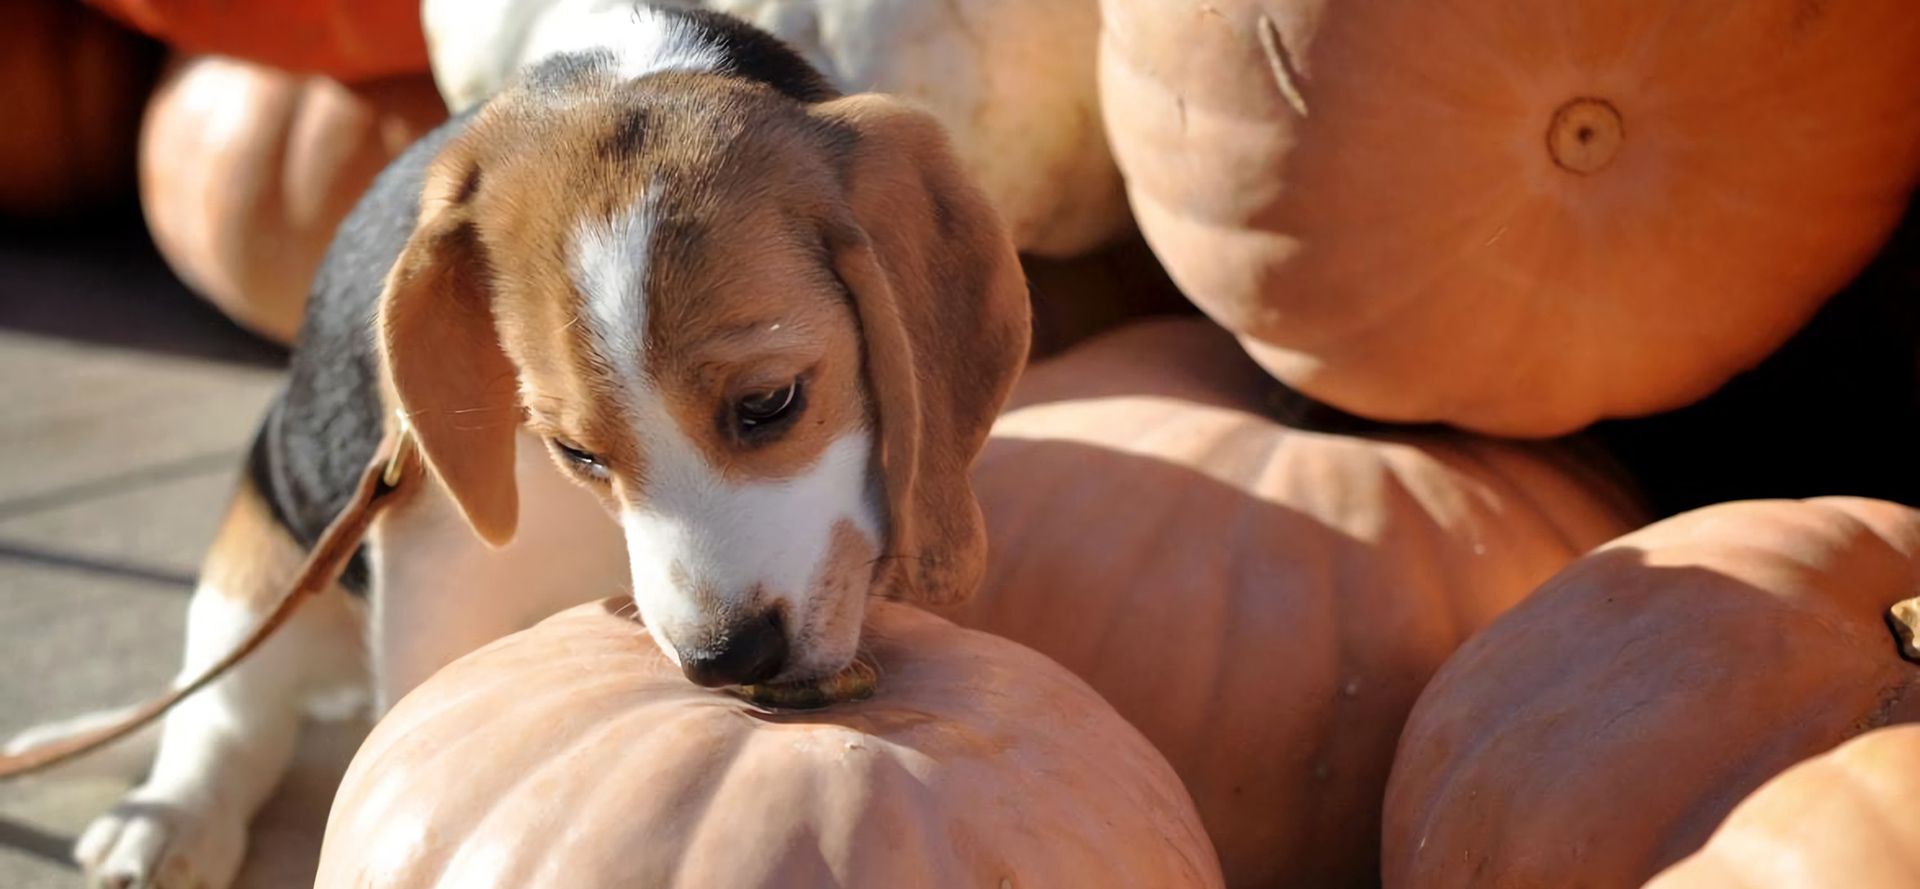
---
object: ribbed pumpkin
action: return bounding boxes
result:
[935,320,1646,887]
[1383,497,1920,889]
[83,0,428,82]
[1645,724,1920,889]
[139,55,446,344]
[1099,0,1920,436]
[422,0,1127,256]
[0,0,159,217]
[314,598,1225,889]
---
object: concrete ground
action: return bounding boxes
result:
[0,213,365,888]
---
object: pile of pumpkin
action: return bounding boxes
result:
[33,0,1920,886]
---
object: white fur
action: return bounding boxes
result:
[623,433,877,662]
[571,185,658,390]
[530,4,725,86]
[59,575,365,888]
[571,197,880,675]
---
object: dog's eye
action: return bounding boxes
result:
[733,379,803,438]
[550,439,609,481]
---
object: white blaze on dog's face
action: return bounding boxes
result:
[438,71,903,688]
[550,186,882,686]
[378,44,1031,689]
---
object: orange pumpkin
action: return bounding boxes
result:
[0,0,160,217]
[315,598,1225,889]
[84,0,427,82]
[140,55,446,344]
[935,319,1646,887]
[1645,724,1920,889]
[1382,497,1920,889]
[1099,0,1920,436]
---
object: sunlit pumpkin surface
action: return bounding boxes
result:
[943,320,1646,887]
[140,56,446,344]
[1646,724,1920,889]
[1102,0,1920,435]
[1384,497,1920,888]
[315,599,1224,889]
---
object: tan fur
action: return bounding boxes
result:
[377,178,523,547]
[377,69,1028,604]
[813,95,1032,605]
[807,519,881,651]
[199,476,337,611]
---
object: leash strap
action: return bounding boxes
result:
[0,428,420,781]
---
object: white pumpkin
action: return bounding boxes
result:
[420,0,1125,257]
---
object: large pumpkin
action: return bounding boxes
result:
[1099,0,1920,436]
[935,320,1646,887]
[1382,497,1920,889]
[422,0,1127,257]
[0,0,160,217]
[83,0,428,82]
[314,598,1225,889]
[140,55,447,344]
[1645,724,1920,889]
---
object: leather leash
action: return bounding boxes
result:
[0,426,421,780]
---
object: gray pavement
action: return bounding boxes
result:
[0,214,362,888]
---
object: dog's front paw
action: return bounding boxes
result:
[74,790,247,889]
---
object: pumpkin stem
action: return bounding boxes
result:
[1547,98,1624,174]
[1890,597,1920,664]
[1256,15,1309,119]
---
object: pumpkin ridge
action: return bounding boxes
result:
[341,660,553,782]
[1379,449,1481,656]
[1851,671,1920,738]
[962,321,1641,885]
[545,710,761,889]
[1477,201,1583,418]
[1435,440,1590,559]
[342,671,686,878]
[1823,751,1920,884]
[432,697,715,887]
[370,651,645,743]
[1388,553,1648,870]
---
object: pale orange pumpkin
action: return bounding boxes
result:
[314,598,1225,889]
[1645,724,1920,889]
[935,319,1646,887]
[0,0,159,217]
[84,0,428,82]
[1382,497,1920,889]
[1099,0,1920,436]
[139,55,446,344]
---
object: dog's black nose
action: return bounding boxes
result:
[680,610,788,688]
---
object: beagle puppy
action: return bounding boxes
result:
[6,7,1028,887]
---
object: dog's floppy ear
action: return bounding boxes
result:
[812,94,1032,605]
[376,154,520,548]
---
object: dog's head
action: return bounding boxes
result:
[374,20,1028,688]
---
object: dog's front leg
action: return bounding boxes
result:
[17,480,369,889]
